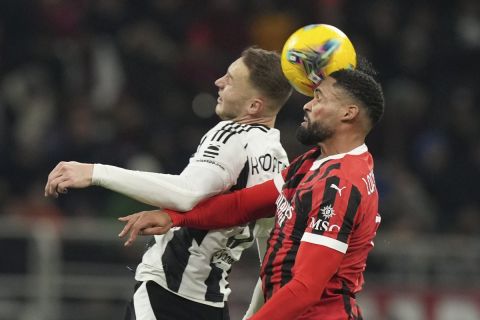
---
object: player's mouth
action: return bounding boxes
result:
[301,115,309,127]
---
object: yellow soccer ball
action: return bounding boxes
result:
[281,24,357,97]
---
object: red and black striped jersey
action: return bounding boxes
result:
[262,144,381,303]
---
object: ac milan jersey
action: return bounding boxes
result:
[135,121,288,307]
[262,144,380,316]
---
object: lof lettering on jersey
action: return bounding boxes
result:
[275,193,293,227]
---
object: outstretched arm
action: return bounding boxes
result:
[45,162,227,211]
[118,179,279,246]
[45,126,252,211]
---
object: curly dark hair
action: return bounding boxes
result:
[330,65,385,128]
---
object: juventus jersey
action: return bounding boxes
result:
[263,144,380,309]
[135,121,288,307]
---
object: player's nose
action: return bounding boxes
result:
[303,99,314,111]
[214,76,225,88]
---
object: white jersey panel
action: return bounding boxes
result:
[135,121,288,307]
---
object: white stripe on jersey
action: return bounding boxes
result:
[135,121,289,307]
[301,232,349,253]
[273,174,285,192]
[133,282,157,320]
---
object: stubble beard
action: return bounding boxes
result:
[296,118,334,146]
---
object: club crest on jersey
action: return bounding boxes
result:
[320,204,335,219]
[275,194,293,227]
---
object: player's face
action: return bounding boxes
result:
[297,77,346,145]
[214,58,258,120]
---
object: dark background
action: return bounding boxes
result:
[0,1,479,319]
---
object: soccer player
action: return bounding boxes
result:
[118,67,385,320]
[44,47,293,320]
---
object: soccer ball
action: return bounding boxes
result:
[281,24,357,97]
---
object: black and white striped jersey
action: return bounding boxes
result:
[135,121,289,307]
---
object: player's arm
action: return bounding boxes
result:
[45,125,248,211]
[92,164,228,211]
[118,179,279,246]
[44,161,227,211]
[248,243,343,320]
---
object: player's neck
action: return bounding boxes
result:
[317,132,365,158]
[235,115,276,128]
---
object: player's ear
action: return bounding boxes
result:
[248,98,264,115]
[341,104,360,121]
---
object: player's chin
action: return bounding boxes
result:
[216,106,231,120]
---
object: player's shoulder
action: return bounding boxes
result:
[205,121,271,144]
[210,121,269,132]
[291,147,321,166]
[325,150,375,193]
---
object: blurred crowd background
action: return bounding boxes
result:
[0,0,479,319]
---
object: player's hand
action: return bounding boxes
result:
[44,161,94,197]
[118,210,173,247]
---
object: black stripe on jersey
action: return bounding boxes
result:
[211,122,233,141]
[319,163,341,179]
[285,157,306,181]
[303,170,320,184]
[264,230,286,300]
[224,127,248,143]
[226,221,255,248]
[220,130,237,143]
[314,175,340,236]
[203,150,219,156]
[211,122,239,142]
[230,160,249,191]
[247,125,269,133]
[337,185,361,243]
[162,228,209,292]
[279,190,312,287]
[340,281,352,319]
[199,134,208,147]
[283,173,305,190]
[211,123,243,143]
[204,264,224,302]
[221,125,269,143]
[285,148,322,181]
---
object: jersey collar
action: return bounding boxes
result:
[310,144,368,171]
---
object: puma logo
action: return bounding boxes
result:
[330,184,346,196]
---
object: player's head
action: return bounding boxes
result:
[214,46,293,121]
[296,67,384,146]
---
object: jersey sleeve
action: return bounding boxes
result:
[187,122,248,188]
[300,175,362,254]
[248,243,343,320]
[169,179,278,229]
